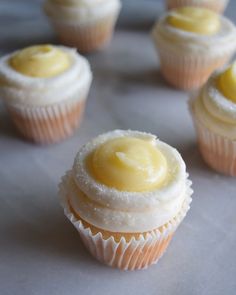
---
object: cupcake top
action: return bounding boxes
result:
[9,45,71,78]
[0,44,92,106]
[65,130,192,233]
[152,6,236,56]
[167,6,220,35]
[192,62,236,139]
[44,0,121,24]
[217,62,236,103]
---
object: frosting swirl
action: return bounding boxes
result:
[9,45,71,78]
[192,68,236,139]
[167,7,220,35]
[152,10,236,56]
[90,136,167,192]
[67,130,191,233]
[0,45,92,106]
[217,62,236,103]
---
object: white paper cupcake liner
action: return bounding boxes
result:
[5,95,87,144]
[190,101,236,176]
[58,172,193,270]
[166,0,229,13]
[46,11,120,53]
[152,38,231,90]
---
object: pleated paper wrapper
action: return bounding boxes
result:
[6,95,86,145]
[153,40,231,90]
[46,9,120,54]
[59,173,193,271]
[189,99,236,176]
[152,26,235,90]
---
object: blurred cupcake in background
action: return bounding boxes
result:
[166,0,229,14]
[190,61,236,176]
[152,7,236,90]
[59,130,193,270]
[0,44,92,144]
[44,0,122,53]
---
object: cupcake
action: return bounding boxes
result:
[59,130,193,270]
[166,0,229,13]
[0,44,92,144]
[190,62,236,176]
[152,7,236,90]
[44,0,122,53]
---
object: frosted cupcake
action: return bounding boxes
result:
[152,7,236,90]
[44,0,122,53]
[59,130,193,270]
[190,62,236,176]
[166,0,229,13]
[0,44,92,144]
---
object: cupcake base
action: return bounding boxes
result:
[6,98,86,145]
[191,111,236,176]
[80,225,174,271]
[59,173,192,270]
[158,49,229,90]
[50,15,117,54]
[166,0,228,13]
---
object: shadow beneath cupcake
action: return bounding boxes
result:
[0,105,43,145]
[117,18,157,32]
[178,141,214,176]
[116,68,167,88]
[3,203,99,267]
[0,37,57,56]
[117,1,163,32]
[0,105,21,142]
[92,67,169,91]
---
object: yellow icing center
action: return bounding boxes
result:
[9,45,71,78]
[167,7,220,35]
[217,62,236,103]
[90,137,168,192]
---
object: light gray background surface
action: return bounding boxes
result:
[0,1,236,294]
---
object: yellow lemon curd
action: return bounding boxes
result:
[167,7,220,35]
[217,62,236,103]
[9,45,71,78]
[89,137,168,192]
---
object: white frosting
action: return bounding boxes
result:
[44,0,122,25]
[203,70,236,124]
[152,13,236,57]
[65,172,191,233]
[66,130,192,233]
[192,71,236,139]
[0,46,92,106]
